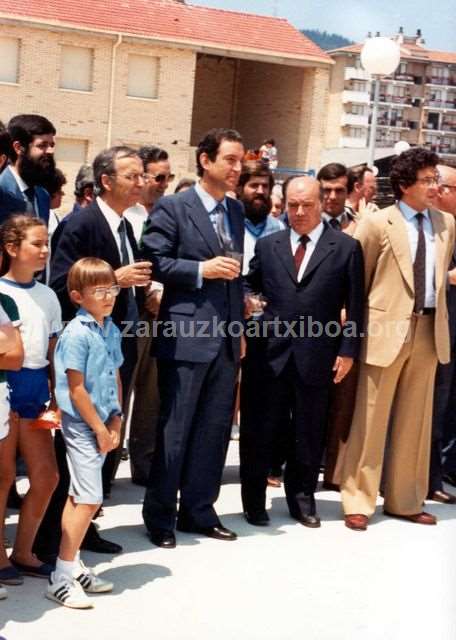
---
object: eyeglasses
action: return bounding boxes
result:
[416,177,440,186]
[144,173,175,184]
[110,173,146,183]
[91,285,121,300]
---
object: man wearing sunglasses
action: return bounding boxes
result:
[125,146,174,486]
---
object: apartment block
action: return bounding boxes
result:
[326,29,456,165]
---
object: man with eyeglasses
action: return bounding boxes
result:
[35,146,152,561]
[342,147,456,531]
[0,114,56,225]
[428,165,456,502]
[124,146,174,486]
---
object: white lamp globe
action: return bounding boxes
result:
[394,140,410,155]
[361,37,401,75]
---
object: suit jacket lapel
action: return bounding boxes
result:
[300,225,336,283]
[92,203,122,269]
[386,205,414,294]
[186,188,222,257]
[430,208,449,295]
[273,230,297,283]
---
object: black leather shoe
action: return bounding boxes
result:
[427,489,456,504]
[81,532,123,554]
[296,513,321,528]
[244,511,270,526]
[148,529,176,549]
[177,524,237,541]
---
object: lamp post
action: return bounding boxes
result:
[361,36,401,168]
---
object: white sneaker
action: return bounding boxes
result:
[46,572,93,609]
[0,585,7,600]
[74,561,113,594]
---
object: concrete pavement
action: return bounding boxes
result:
[2,443,455,640]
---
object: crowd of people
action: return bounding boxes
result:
[0,114,456,609]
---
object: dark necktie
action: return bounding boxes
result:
[329,217,341,231]
[24,187,37,215]
[118,219,139,322]
[294,235,310,274]
[413,212,426,313]
[213,203,233,252]
[118,219,130,267]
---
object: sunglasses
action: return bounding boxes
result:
[145,173,175,184]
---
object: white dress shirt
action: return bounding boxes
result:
[290,222,324,282]
[96,196,134,264]
[398,201,436,308]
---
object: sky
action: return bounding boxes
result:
[189,0,456,52]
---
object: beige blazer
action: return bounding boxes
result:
[354,203,455,367]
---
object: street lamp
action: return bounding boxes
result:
[361,36,401,168]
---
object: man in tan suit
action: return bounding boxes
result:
[342,147,456,531]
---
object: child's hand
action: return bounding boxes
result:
[109,429,120,449]
[96,427,114,453]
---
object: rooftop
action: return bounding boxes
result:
[0,0,331,65]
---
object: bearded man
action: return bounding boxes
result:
[237,161,286,524]
[0,114,56,224]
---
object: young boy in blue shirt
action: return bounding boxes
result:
[48,257,124,609]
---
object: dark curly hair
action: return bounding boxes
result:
[390,147,439,200]
[195,128,243,177]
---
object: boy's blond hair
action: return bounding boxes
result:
[67,257,117,296]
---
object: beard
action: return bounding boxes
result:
[243,195,272,224]
[19,152,56,187]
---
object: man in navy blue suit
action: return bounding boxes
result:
[241,176,364,528]
[141,128,245,548]
[0,114,56,225]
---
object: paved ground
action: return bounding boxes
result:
[2,443,456,640]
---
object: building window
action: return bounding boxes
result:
[348,127,364,138]
[127,55,159,99]
[60,45,93,92]
[352,80,366,92]
[0,37,20,84]
[350,104,365,115]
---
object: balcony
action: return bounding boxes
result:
[424,141,456,155]
[342,89,370,104]
[383,73,415,84]
[441,124,456,134]
[345,67,370,82]
[375,94,412,107]
[375,139,399,148]
[340,113,369,127]
[425,76,456,87]
[423,100,456,111]
[339,136,368,148]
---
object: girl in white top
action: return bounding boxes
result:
[0,215,62,582]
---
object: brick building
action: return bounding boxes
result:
[326,29,456,166]
[0,0,331,210]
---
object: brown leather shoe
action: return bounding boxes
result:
[427,490,456,504]
[383,510,437,525]
[344,514,368,531]
[267,476,281,488]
